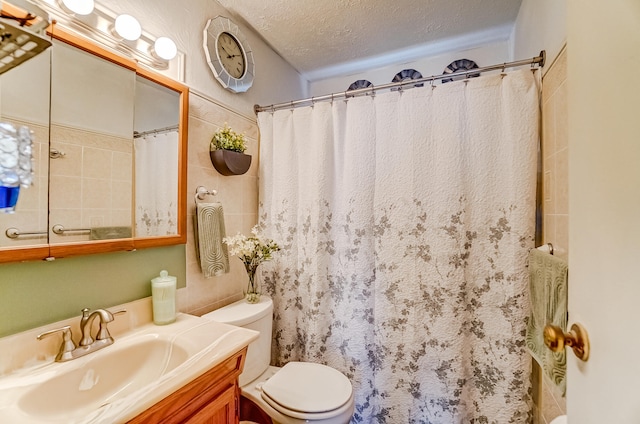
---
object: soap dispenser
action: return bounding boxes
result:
[151,270,176,325]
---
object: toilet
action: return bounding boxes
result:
[203,296,355,424]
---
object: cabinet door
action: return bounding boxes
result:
[49,39,135,246]
[184,385,237,424]
[0,49,50,260]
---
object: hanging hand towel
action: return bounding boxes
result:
[525,248,568,394]
[194,202,229,278]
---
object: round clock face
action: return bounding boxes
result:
[203,16,255,93]
[217,32,246,79]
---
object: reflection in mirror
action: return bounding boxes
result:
[0,49,50,248]
[48,39,135,244]
[133,75,180,237]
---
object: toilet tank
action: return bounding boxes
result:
[202,296,273,386]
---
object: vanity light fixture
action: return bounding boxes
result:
[27,0,184,78]
[151,36,177,61]
[57,0,94,16]
[113,14,141,41]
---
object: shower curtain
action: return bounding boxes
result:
[134,131,179,236]
[258,69,539,423]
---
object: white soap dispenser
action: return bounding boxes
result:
[151,270,176,325]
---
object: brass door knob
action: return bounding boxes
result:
[543,322,590,361]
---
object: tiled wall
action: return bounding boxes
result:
[534,46,568,424]
[542,48,569,263]
[178,93,259,316]
[48,125,133,243]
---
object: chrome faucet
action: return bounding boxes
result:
[80,308,114,346]
[37,307,126,362]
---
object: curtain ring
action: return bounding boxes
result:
[430,78,436,90]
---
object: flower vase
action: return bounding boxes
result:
[245,267,261,303]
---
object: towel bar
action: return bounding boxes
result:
[52,225,91,235]
[5,227,47,239]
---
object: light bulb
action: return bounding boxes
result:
[114,14,141,41]
[59,0,94,15]
[152,37,177,60]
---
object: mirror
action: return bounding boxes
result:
[133,75,181,238]
[0,47,50,260]
[0,25,188,262]
[49,39,135,246]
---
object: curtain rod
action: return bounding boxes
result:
[133,124,179,139]
[254,50,546,114]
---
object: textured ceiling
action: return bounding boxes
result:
[216,0,523,80]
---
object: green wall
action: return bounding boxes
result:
[0,245,186,337]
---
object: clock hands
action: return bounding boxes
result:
[219,44,232,56]
[219,44,242,59]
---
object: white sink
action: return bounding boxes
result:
[0,314,258,423]
[18,335,188,418]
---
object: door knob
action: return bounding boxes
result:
[543,322,590,361]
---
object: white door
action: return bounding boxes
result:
[567,1,640,423]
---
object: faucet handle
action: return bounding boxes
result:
[95,309,127,341]
[37,326,77,362]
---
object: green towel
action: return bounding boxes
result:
[194,202,229,278]
[525,248,568,395]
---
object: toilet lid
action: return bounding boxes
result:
[261,362,352,414]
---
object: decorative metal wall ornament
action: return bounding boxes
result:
[441,59,480,83]
[391,69,424,90]
[346,79,373,97]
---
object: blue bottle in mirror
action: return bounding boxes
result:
[0,123,34,213]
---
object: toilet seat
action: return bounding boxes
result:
[259,362,353,420]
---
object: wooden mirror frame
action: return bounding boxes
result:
[0,24,188,263]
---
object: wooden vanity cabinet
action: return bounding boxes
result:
[127,347,246,424]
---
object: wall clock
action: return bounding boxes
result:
[203,16,255,93]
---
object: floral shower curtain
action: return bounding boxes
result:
[134,131,179,236]
[258,69,539,423]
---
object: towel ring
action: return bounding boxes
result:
[194,186,217,205]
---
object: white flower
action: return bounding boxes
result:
[223,226,280,273]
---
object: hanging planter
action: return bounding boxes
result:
[210,124,252,176]
[210,149,252,176]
